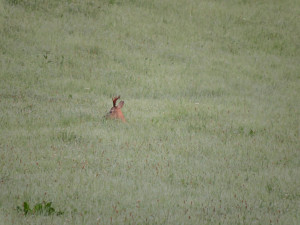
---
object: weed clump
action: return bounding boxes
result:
[17,201,64,216]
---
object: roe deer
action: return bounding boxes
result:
[106,96,126,122]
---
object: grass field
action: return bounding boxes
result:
[0,0,299,224]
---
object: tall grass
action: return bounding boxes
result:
[0,0,299,224]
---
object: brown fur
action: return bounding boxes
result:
[106,96,126,122]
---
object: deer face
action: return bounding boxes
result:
[106,96,126,122]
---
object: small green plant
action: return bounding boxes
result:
[17,201,64,216]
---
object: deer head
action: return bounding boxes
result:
[106,96,126,122]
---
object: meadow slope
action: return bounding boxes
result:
[0,0,299,224]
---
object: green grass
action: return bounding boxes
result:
[0,0,299,224]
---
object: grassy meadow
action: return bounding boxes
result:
[0,0,299,224]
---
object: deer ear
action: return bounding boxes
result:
[112,96,120,107]
[117,101,124,109]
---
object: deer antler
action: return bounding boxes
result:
[112,96,120,107]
